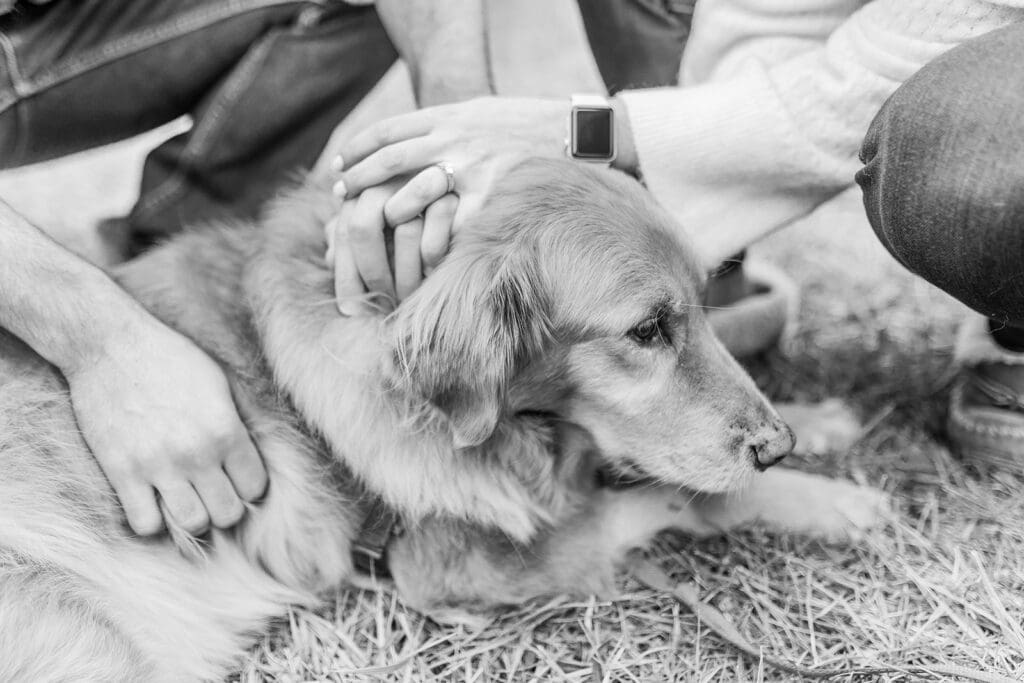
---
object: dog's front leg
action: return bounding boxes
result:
[597,468,887,556]
[592,486,724,557]
[692,468,889,541]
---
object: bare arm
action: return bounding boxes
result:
[374,0,493,105]
[0,201,267,539]
[0,200,144,372]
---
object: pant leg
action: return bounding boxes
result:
[0,0,320,166]
[856,23,1024,327]
[128,4,397,248]
[0,0,396,247]
[576,0,693,94]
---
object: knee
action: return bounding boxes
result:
[856,24,1024,303]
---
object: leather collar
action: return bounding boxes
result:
[351,494,401,579]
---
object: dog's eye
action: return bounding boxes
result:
[628,318,661,344]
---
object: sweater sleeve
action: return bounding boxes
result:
[618,0,1024,266]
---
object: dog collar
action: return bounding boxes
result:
[596,464,657,490]
[351,494,401,579]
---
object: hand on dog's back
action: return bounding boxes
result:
[65,314,267,541]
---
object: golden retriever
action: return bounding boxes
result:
[0,159,885,681]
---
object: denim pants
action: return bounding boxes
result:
[577,0,694,94]
[0,0,396,251]
[857,23,1024,329]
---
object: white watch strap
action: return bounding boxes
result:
[570,94,611,108]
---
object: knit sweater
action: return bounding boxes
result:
[618,0,1024,267]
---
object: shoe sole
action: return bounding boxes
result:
[947,382,1024,474]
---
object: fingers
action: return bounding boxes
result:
[326,168,453,307]
[156,482,210,536]
[384,165,453,227]
[324,213,339,264]
[116,481,164,536]
[337,110,434,172]
[222,432,268,502]
[326,202,365,313]
[393,218,424,301]
[340,138,441,199]
[331,219,365,314]
[422,194,459,274]
[452,194,482,240]
[347,186,396,301]
[117,432,263,537]
[193,469,246,529]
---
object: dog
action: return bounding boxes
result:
[0,159,886,681]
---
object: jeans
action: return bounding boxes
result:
[857,23,1024,329]
[576,0,694,95]
[0,0,396,251]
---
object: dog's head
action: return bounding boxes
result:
[389,159,793,493]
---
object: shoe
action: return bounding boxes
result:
[947,315,1024,473]
[706,259,798,358]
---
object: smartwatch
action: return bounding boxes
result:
[566,94,616,164]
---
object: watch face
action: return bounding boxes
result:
[574,107,614,159]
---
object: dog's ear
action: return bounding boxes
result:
[389,251,548,448]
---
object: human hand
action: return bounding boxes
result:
[65,317,268,537]
[324,178,456,314]
[327,97,568,305]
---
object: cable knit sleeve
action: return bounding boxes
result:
[618,0,1024,266]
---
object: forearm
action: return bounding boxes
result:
[375,0,492,106]
[0,200,148,373]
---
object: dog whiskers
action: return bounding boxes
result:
[677,302,733,311]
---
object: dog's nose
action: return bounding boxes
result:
[747,424,795,471]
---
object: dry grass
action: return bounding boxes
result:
[229,191,1024,682]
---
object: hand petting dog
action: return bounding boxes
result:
[326,96,621,309]
[66,315,267,538]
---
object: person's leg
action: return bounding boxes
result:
[127,4,397,252]
[857,23,1024,469]
[858,23,1024,326]
[575,0,693,94]
[0,1,396,252]
[0,0,322,166]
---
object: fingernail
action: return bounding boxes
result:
[332,178,347,198]
[337,300,356,317]
[330,154,344,173]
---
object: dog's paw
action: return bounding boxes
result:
[776,399,862,456]
[802,480,890,542]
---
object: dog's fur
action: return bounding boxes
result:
[0,160,885,681]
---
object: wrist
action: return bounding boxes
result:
[502,97,570,160]
[609,96,639,176]
[56,268,153,377]
[415,70,492,107]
